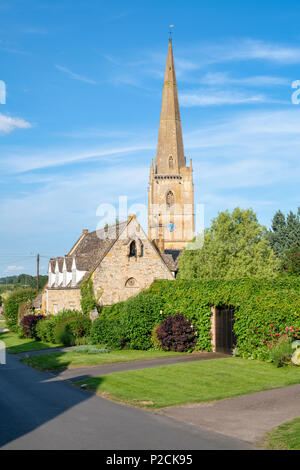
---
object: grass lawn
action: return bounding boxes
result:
[261,418,300,450]
[0,330,59,354]
[21,349,183,370]
[75,357,300,409]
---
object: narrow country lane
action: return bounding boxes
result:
[0,353,254,450]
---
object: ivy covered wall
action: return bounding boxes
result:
[148,278,300,355]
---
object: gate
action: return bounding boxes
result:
[214,307,236,354]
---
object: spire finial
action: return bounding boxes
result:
[169,25,174,40]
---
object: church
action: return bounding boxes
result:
[42,38,195,314]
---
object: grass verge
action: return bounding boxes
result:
[21,349,183,370]
[0,330,59,354]
[261,418,300,450]
[75,357,300,409]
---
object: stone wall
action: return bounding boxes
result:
[43,288,81,315]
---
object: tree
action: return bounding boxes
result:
[178,208,279,280]
[281,245,300,276]
[268,208,300,256]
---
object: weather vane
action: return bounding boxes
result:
[169,25,174,39]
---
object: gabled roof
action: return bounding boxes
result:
[48,221,129,279]
[47,217,177,289]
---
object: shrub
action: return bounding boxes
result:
[156,313,197,352]
[151,325,162,350]
[120,291,164,350]
[4,288,37,331]
[36,317,57,342]
[269,339,293,367]
[20,314,44,339]
[53,314,92,346]
[90,316,124,349]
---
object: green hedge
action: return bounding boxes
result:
[90,301,126,349]
[53,312,92,346]
[120,291,165,350]
[148,278,300,356]
[4,288,37,331]
[36,310,87,344]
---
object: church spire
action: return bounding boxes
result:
[154,38,186,174]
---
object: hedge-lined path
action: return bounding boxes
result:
[161,384,300,445]
[0,352,253,449]
[22,351,228,380]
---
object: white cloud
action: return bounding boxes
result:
[0,142,153,174]
[180,90,266,107]
[55,65,97,85]
[0,165,149,238]
[197,39,300,65]
[200,72,289,87]
[0,113,32,134]
[4,265,24,273]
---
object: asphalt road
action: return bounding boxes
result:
[0,353,255,450]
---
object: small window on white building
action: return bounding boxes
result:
[53,304,58,315]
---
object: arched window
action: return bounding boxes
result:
[169,155,174,169]
[129,240,137,257]
[166,190,174,208]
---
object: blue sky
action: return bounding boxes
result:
[0,0,300,276]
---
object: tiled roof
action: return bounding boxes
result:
[161,249,182,271]
[48,221,128,278]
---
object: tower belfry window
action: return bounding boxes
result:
[166,191,174,208]
[169,155,174,169]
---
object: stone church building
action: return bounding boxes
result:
[43,38,195,314]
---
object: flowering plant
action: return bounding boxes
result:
[73,325,84,338]
[261,323,300,366]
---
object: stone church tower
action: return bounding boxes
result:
[148,38,194,251]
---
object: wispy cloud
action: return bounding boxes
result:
[194,39,300,65]
[4,265,24,273]
[55,65,97,85]
[0,113,32,134]
[200,72,289,87]
[180,90,267,107]
[0,142,153,174]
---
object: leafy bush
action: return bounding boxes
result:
[36,317,57,343]
[151,325,162,350]
[156,313,197,352]
[120,291,165,350]
[90,316,124,349]
[53,313,92,346]
[4,288,37,331]
[20,314,44,339]
[36,310,84,344]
